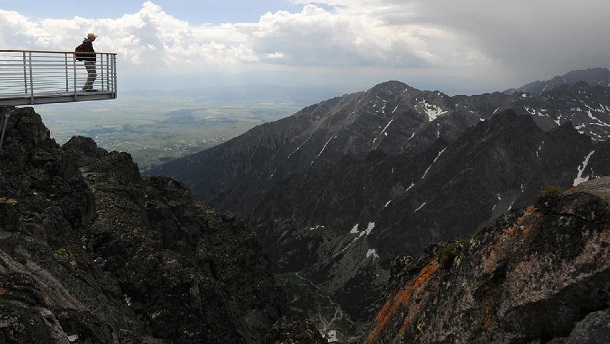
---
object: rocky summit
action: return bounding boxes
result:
[0,106,322,343]
[366,177,610,343]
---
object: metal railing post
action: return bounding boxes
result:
[113,54,117,96]
[73,54,78,99]
[64,53,69,92]
[28,52,34,104]
[22,51,28,93]
[108,54,112,94]
[99,53,105,90]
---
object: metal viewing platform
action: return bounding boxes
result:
[0,49,117,106]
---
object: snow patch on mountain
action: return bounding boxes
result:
[311,136,335,166]
[524,106,550,118]
[347,222,375,239]
[373,119,394,143]
[366,249,379,259]
[422,148,447,179]
[574,150,595,186]
[536,142,544,158]
[492,193,501,210]
[586,110,610,127]
[335,222,376,258]
[309,225,326,231]
[418,99,447,121]
[414,202,427,213]
[405,182,415,193]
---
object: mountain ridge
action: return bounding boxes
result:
[149,77,610,204]
[504,67,610,95]
[146,70,610,331]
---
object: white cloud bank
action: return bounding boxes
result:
[1,0,608,94]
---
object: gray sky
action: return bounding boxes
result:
[1,0,608,95]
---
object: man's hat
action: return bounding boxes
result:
[87,33,97,39]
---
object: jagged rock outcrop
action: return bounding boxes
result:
[0,106,293,343]
[366,177,610,343]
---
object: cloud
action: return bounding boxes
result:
[252,4,463,68]
[288,0,610,85]
[0,10,53,47]
[0,0,608,93]
[0,1,488,68]
[410,1,610,79]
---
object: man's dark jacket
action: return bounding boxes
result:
[81,40,96,62]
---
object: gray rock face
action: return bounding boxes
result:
[0,107,289,343]
[365,177,610,343]
[566,310,610,344]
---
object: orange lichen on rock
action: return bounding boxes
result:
[412,262,440,290]
[482,206,538,274]
[370,287,411,340]
[512,205,536,230]
[397,262,440,336]
[512,205,538,239]
[367,260,440,343]
[481,297,498,329]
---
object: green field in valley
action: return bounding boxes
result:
[37,94,301,171]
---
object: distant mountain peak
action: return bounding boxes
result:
[505,67,610,95]
[369,80,407,90]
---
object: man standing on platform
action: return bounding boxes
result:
[81,33,97,91]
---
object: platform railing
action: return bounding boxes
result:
[0,49,117,105]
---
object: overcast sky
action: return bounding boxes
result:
[1,0,609,95]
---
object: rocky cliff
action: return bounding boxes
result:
[366,177,610,343]
[0,106,310,343]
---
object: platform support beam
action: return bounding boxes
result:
[0,109,11,151]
